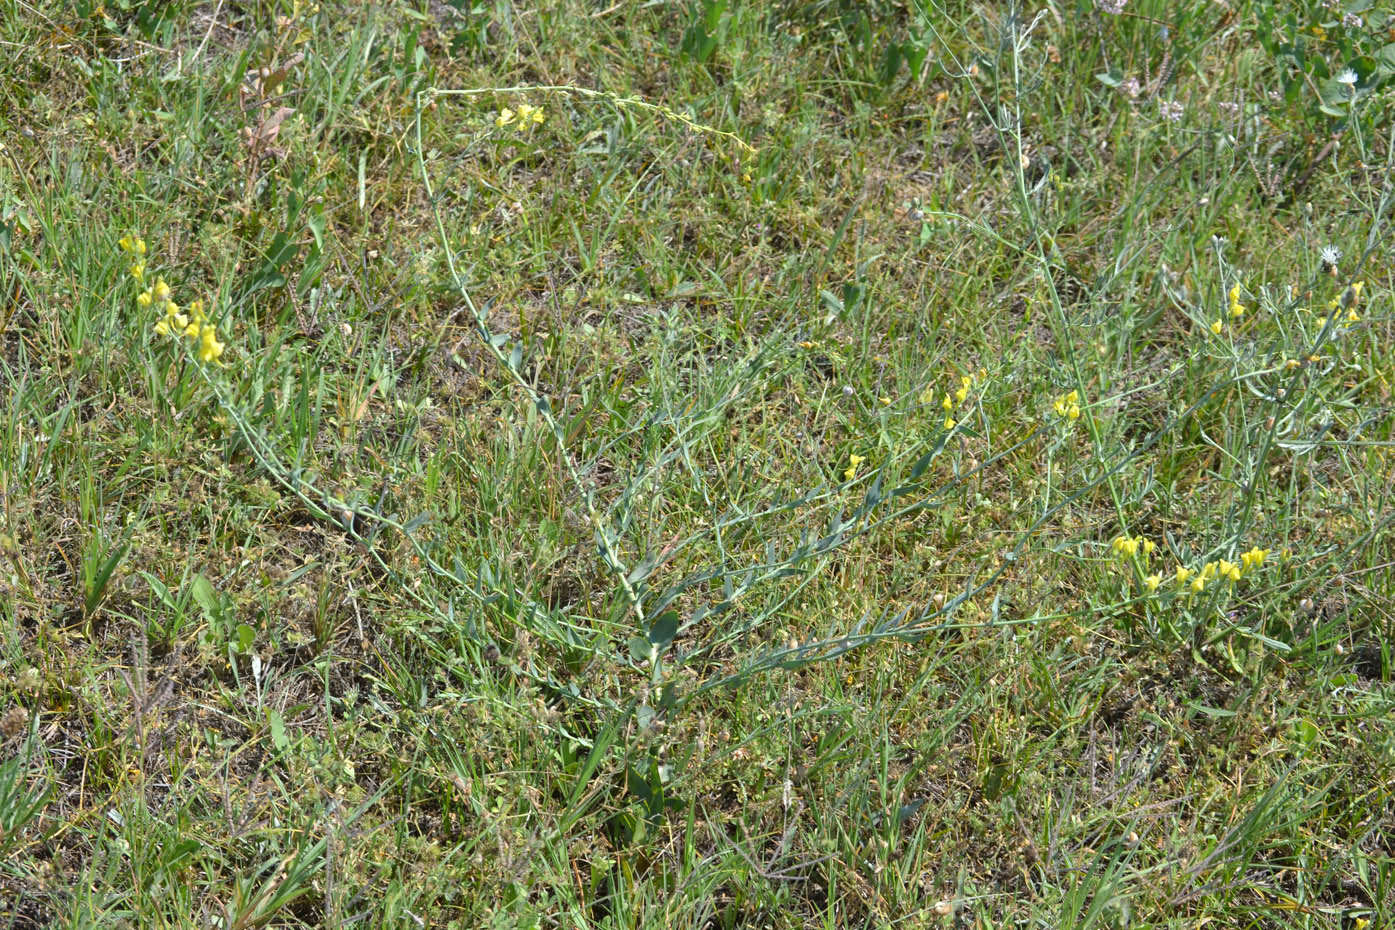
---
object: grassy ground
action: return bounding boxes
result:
[1,0,1393,926]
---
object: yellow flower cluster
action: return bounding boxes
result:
[1227,284,1246,320]
[1111,533,1156,560]
[1052,389,1081,421]
[118,235,148,282]
[121,236,225,363]
[1172,547,1269,594]
[844,453,866,481]
[495,103,546,129]
[937,371,982,430]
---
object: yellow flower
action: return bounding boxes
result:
[1144,574,1162,593]
[198,325,225,362]
[1210,319,1223,335]
[1240,547,1269,573]
[1218,560,1241,582]
[152,278,171,303]
[1175,565,1193,585]
[183,319,199,339]
[943,416,956,430]
[1141,538,1155,557]
[844,453,866,481]
[1190,575,1206,593]
[942,393,954,413]
[164,299,179,317]
[954,384,969,404]
[189,300,206,324]
[129,261,146,282]
[495,107,516,128]
[1228,285,1241,305]
[879,396,892,407]
[118,235,134,253]
[517,103,545,126]
[153,317,171,336]
[1053,389,1081,419]
[136,290,153,308]
[1229,301,1245,319]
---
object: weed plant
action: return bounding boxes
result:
[0,0,1392,927]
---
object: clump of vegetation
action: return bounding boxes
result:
[0,0,1391,927]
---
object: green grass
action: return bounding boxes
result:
[1,0,1393,927]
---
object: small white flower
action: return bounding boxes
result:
[1159,100,1184,122]
[1335,68,1358,87]
[1320,245,1342,267]
[1121,77,1141,99]
[1342,12,1361,28]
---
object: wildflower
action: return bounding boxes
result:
[1159,100,1184,122]
[1121,77,1141,99]
[943,416,956,430]
[152,278,171,304]
[1111,535,1140,557]
[118,235,146,256]
[1240,547,1269,573]
[1175,565,1193,585]
[188,300,206,325]
[1144,574,1162,593]
[1210,319,1224,335]
[495,107,516,128]
[942,393,954,413]
[1228,284,1245,319]
[955,375,971,404]
[1335,68,1358,88]
[1319,245,1341,274]
[1218,560,1241,582]
[1095,0,1125,13]
[798,340,815,349]
[1342,12,1361,28]
[516,103,545,126]
[136,289,153,308]
[1052,389,1081,420]
[129,261,146,282]
[198,324,225,362]
[879,396,892,407]
[844,454,866,481]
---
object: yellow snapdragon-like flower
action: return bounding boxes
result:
[495,107,516,128]
[1144,574,1162,593]
[942,393,954,413]
[1052,389,1081,420]
[1240,547,1269,573]
[137,289,153,308]
[844,454,866,481]
[1210,319,1224,335]
[152,278,171,303]
[1175,565,1193,585]
[198,324,225,362]
[516,103,545,126]
[943,415,955,430]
